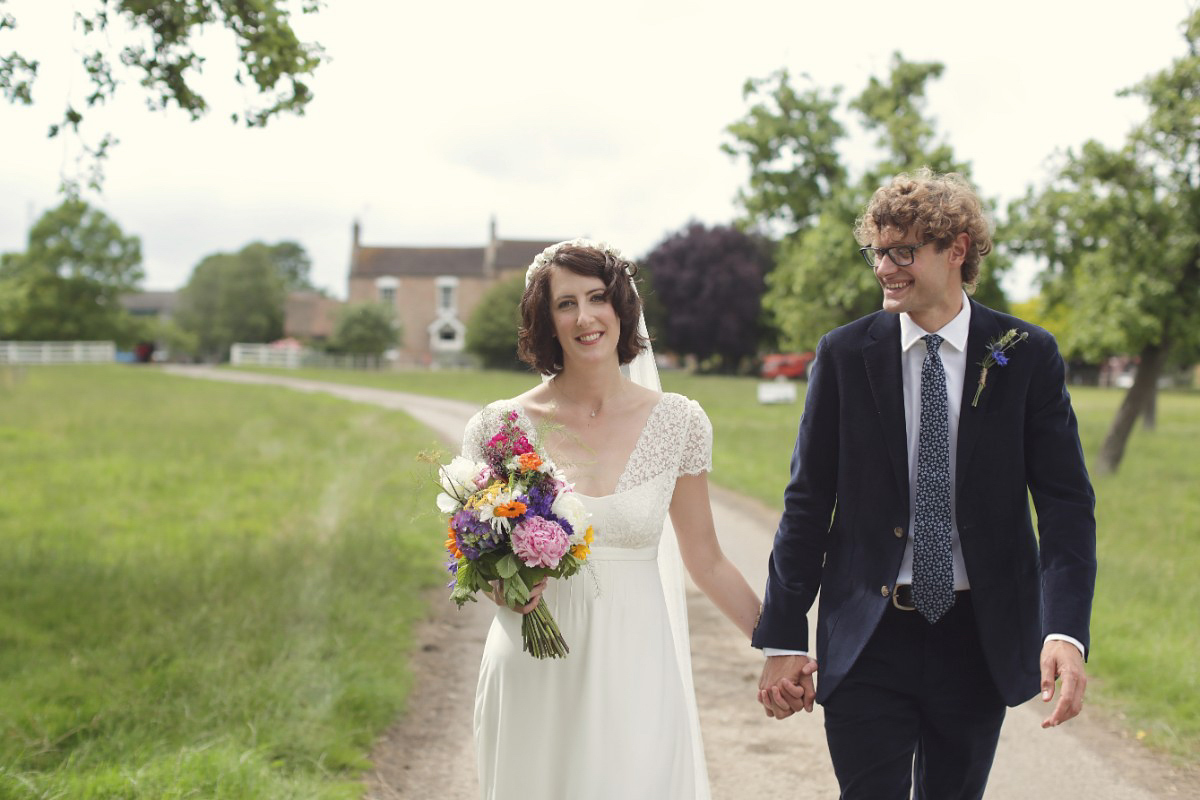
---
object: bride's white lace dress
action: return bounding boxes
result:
[462,392,712,800]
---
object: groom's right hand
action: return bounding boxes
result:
[758,655,818,719]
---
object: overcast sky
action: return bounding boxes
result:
[1,0,1192,301]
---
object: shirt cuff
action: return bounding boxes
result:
[1044,634,1085,660]
[762,647,808,657]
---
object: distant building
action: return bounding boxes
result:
[285,290,342,342]
[120,290,179,321]
[346,218,559,366]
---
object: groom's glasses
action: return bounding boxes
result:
[859,241,929,268]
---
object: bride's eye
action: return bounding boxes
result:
[589,293,607,304]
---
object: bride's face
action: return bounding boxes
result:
[548,266,620,367]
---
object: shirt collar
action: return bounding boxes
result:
[899,290,972,353]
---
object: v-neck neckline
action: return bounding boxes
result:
[513,394,668,499]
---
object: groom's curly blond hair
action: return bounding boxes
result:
[854,167,993,290]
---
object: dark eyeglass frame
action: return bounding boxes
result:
[859,240,930,268]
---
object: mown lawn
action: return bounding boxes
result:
[240,365,1200,762]
[0,365,444,798]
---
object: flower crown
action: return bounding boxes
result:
[524,238,629,288]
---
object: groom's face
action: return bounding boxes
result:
[872,226,965,330]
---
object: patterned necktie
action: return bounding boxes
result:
[912,333,955,624]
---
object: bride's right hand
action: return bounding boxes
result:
[490,578,549,615]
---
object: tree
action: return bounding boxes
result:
[261,240,316,291]
[329,303,399,358]
[644,222,772,373]
[1,0,325,191]
[1008,10,1200,473]
[0,198,143,341]
[175,242,286,361]
[724,56,1010,353]
[466,273,526,370]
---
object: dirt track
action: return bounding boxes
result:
[166,367,1199,799]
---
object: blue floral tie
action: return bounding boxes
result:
[913,333,955,623]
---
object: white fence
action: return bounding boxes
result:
[0,341,116,364]
[230,343,305,369]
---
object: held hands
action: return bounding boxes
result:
[1040,640,1087,728]
[758,655,819,719]
[489,578,548,615]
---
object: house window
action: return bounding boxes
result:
[375,276,399,307]
[435,276,458,314]
[439,324,457,342]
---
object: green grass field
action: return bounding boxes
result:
[0,366,445,798]
[242,365,1200,762]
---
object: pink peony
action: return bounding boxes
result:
[510,517,570,568]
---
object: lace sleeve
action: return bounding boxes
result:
[461,407,493,461]
[678,398,713,476]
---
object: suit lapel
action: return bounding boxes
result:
[862,313,909,509]
[956,299,1001,498]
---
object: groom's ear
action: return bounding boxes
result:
[947,232,969,270]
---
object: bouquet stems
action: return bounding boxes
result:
[521,598,569,659]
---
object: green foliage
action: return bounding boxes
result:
[330,302,400,357]
[726,55,1010,352]
[264,240,316,291]
[1,0,325,191]
[175,242,287,361]
[1009,13,1200,366]
[0,366,444,796]
[465,272,526,370]
[0,198,144,342]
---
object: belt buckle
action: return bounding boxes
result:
[891,584,916,611]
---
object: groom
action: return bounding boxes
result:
[752,169,1097,798]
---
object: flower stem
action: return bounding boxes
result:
[521,598,569,659]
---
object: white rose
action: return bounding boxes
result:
[440,456,483,498]
[552,491,588,541]
[436,492,460,513]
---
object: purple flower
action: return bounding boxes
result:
[991,348,1009,366]
[451,509,502,560]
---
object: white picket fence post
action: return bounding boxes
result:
[230,343,305,369]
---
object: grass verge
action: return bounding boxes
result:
[0,365,444,798]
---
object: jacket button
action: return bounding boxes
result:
[893,526,904,538]
[881,585,890,597]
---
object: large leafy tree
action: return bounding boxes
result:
[644,222,772,372]
[175,241,287,361]
[466,273,526,370]
[0,198,143,341]
[0,0,324,190]
[1008,10,1200,473]
[724,56,1009,352]
[329,303,399,358]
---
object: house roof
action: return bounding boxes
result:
[349,239,563,279]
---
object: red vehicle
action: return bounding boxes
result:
[760,352,816,380]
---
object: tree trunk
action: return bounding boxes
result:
[1097,342,1170,474]
[1141,382,1158,431]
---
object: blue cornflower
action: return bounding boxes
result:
[991,348,1009,366]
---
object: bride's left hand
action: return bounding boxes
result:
[491,578,549,615]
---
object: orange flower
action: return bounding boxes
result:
[493,500,528,518]
[517,452,543,472]
[444,526,463,558]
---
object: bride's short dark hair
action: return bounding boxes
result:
[517,245,649,376]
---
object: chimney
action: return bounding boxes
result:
[484,214,498,280]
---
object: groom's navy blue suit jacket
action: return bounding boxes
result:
[751,300,1097,707]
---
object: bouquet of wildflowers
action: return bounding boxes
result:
[436,410,593,658]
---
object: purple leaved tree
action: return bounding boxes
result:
[644,222,772,373]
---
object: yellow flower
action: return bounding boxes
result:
[571,525,595,560]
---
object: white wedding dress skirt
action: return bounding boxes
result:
[464,396,713,800]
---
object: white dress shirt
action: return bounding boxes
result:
[764,292,1083,659]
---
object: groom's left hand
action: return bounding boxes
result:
[1039,640,1087,728]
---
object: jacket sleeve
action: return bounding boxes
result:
[1024,333,1097,656]
[752,335,841,651]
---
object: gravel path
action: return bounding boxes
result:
[165,366,1198,799]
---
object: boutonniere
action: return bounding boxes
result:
[972,329,1029,407]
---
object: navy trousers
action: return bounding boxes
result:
[822,592,1007,800]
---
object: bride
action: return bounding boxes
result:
[461,239,762,799]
